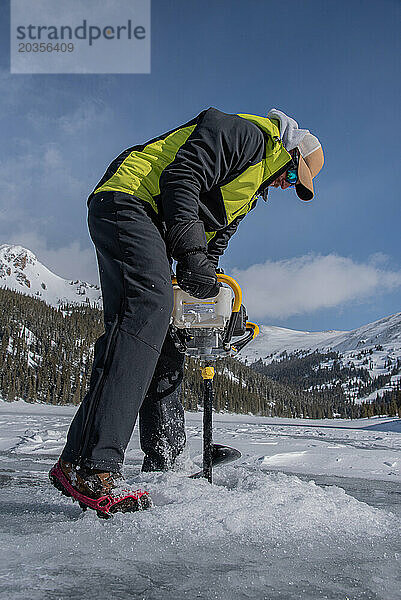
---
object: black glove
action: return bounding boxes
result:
[176,251,220,299]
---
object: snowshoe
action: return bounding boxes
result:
[49,459,152,518]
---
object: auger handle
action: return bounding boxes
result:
[215,274,242,312]
[231,321,260,353]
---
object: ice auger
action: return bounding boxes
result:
[170,274,259,483]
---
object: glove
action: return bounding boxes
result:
[176,251,220,299]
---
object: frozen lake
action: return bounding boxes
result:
[0,402,400,600]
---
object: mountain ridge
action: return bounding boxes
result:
[0,244,101,307]
[240,312,401,363]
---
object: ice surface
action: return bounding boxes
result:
[0,401,400,600]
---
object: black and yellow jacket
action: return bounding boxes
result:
[90,108,292,265]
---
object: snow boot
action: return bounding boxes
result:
[49,459,152,518]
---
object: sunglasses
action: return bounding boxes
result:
[285,149,299,185]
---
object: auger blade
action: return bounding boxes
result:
[189,443,241,479]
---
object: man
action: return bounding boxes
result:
[50,107,324,514]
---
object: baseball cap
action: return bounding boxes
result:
[295,133,324,201]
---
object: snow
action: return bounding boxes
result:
[0,401,400,599]
[0,244,101,307]
[239,325,346,362]
[241,313,401,363]
[239,313,401,403]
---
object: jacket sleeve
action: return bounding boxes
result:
[159,108,265,254]
[206,201,257,267]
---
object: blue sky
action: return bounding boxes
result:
[0,0,400,332]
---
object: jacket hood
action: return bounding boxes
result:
[267,108,310,151]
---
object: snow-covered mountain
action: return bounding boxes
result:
[242,312,401,362]
[0,244,101,307]
[241,313,401,403]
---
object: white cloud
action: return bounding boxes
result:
[0,140,88,232]
[43,145,64,168]
[59,102,111,135]
[231,254,401,320]
[25,100,110,137]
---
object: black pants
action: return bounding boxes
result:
[61,192,186,472]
